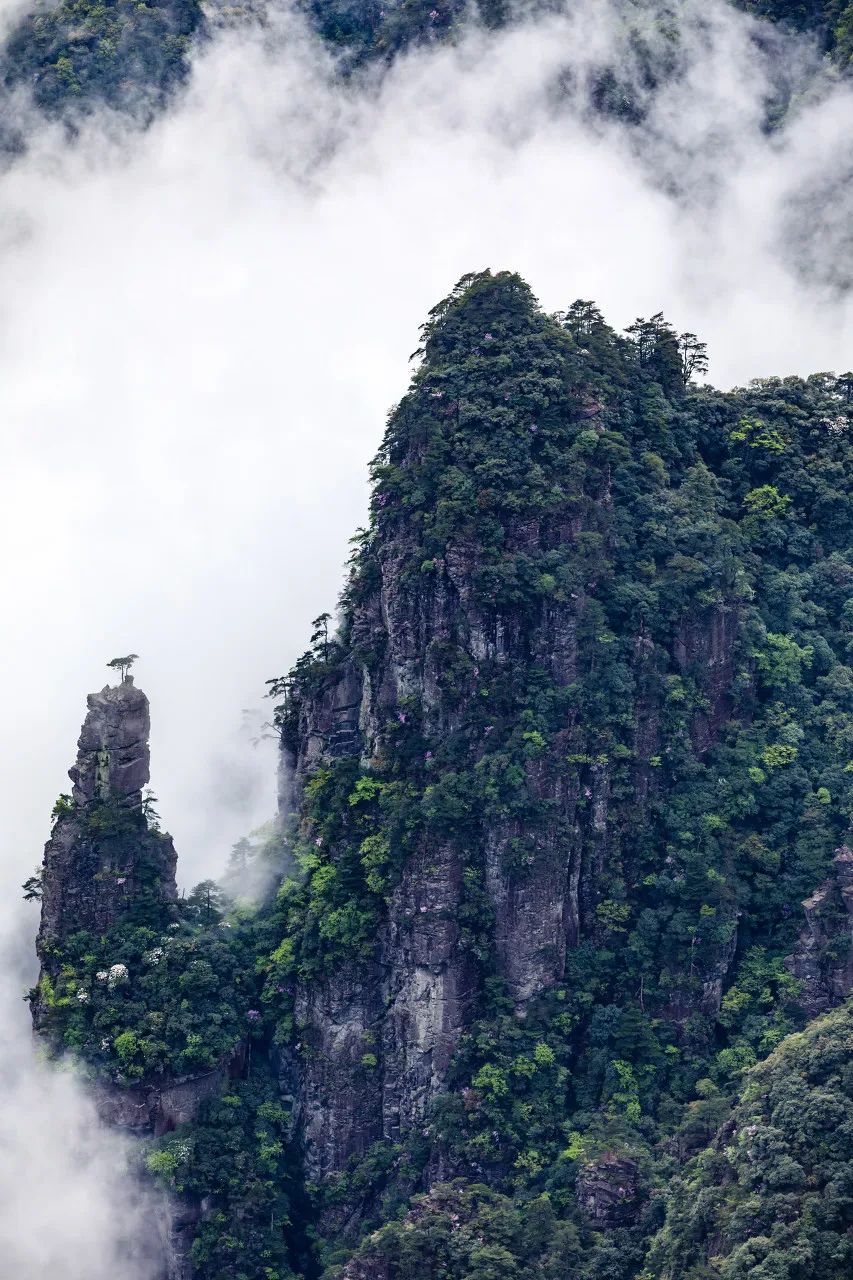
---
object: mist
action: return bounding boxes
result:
[0,899,163,1279]
[0,0,851,1271]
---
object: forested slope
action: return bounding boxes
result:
[1,0,851,141]
[649,1001,853,1280]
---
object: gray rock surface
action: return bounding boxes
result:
[785,845,853,1016]
[36,678,177,975]
[92,1048,245,1136]
[156,1194,202,1280]
[69,678,152,806]
[286,487,747,1178]
[576,1153,640,1226]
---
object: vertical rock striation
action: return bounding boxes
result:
[785,845,853,1017]
[278,273,753,1179]
[36,678,177,988]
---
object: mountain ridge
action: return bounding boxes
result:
[31,270,853,1279]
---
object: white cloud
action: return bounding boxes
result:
[0,0,29,39]
[0,915,162,1279]
[0,1,851,1270]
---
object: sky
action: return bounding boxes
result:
[0,0,851,1271]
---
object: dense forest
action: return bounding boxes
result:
[0,0,851,138]
[32,271,853,1279]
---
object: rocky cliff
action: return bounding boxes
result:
[30,273,853,1280]
[36,677,177,991]
[254,277,853,1280]
[270,273,853,1208]
[30,676,251,1280]
[786,844,853,1017]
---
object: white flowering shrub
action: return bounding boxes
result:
[107,963,129,988]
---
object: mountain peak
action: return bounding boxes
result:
[69,678,152,809]
[35,682,177,988]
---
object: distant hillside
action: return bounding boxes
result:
[1,0,850,143]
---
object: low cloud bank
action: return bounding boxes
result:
[0,915,162,1280]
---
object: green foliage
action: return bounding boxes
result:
[35,271,853,1280]
[754,632,814,690]
[2,0,200,122]
[731,415,789,455]
[263,759,424,981]
[335,1181,586,1280]
[147,1068,311,1280]
[37,910,257,1080]
[21,867,43,901]
[50,792,75,824]
[107,653,139,681]
[649,1003,853,1279]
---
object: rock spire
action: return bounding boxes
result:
[35,678,177,982]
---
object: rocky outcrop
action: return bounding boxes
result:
[69,679,152,806]
[283,339,751,1182]
[92,1043,248,1136]
[36,679,177,984]
[295,657,365,782]
[576,1153,640,1227]
[32,679,214,1280]
[785,846,853,1017]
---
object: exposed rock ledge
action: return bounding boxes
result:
[785,845,853,1018]
[92,1042,247,1136]
[36,677,177,974]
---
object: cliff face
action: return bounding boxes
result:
[283,278,633,1174]
[29,275,853,1280]
[289,526,686,1176]
[30,678,250,1280]
[271,273,853,1192]
[36,678,177,986]
[786,845,853,1017]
